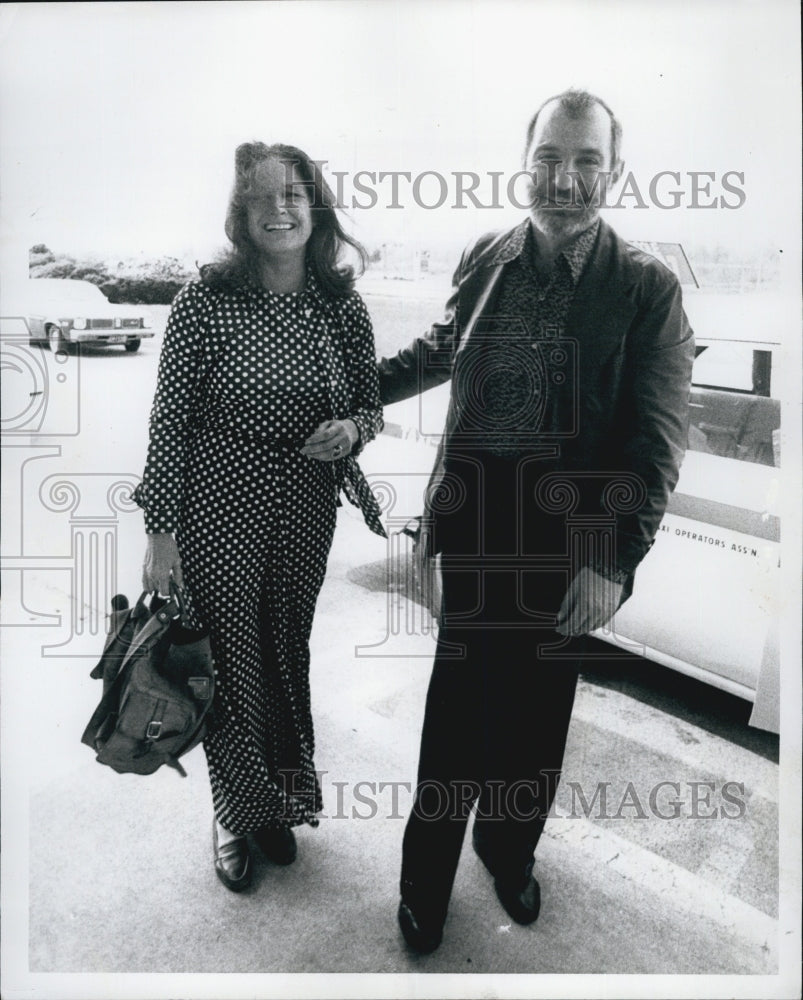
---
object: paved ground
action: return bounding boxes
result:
[0,501,787,986]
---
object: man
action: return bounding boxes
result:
[378,89,695,952]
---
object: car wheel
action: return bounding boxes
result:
[47,324,70,354]
[124,338,141,353]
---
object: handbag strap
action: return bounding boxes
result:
[119,593,183,672]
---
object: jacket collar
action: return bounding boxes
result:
[485,217,600,284]
[484,219,530,266]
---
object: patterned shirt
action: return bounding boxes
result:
[458,218,599,458]
[450,219,628,582]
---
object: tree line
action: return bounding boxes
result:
[29,245,194,304]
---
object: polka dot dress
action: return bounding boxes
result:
[134,276,383,834]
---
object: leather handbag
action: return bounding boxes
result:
[81,586,214,776]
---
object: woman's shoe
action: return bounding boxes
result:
[213,820,252,892]
[254,825,297,865]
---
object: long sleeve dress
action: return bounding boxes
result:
[134,275,384,834]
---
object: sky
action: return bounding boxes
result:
[0,0,800,280]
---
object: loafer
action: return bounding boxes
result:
[398,901,443,954]
[472,824,541,925]
[254,825,297,865]
[213,821,251,892]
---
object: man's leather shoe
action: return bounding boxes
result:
[494,862,541,925]
[398,901,443,954]
[254,825,297,865]
[472,824,541,925]
[213,821,251,892]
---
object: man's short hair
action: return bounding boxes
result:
[524,89,623,167]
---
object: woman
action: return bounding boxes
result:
[135,142,384,892]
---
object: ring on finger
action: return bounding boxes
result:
[332,443,343,457]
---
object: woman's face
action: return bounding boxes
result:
[244,157,314,259]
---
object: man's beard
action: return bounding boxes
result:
[531,203,599,242]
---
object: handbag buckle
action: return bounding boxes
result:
[188,677,211,700]
[146,720,162,739]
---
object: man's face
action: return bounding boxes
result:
[524,100,622,242]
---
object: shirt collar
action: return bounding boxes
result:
[488,217,600,283]
[487,220,530,265]
[559,219,600,283]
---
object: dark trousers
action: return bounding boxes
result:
[400,453,583,921]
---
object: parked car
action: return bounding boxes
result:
[358,256,784,734]
[7,278,155,353]
[596,289,782,733]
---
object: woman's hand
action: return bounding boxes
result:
[142,532,183,595]
[300,419,359,462]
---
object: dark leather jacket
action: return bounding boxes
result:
[378,219,695,576]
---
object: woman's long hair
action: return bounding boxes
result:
[200,142,367,298]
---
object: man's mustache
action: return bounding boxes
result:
[531,194,598,209]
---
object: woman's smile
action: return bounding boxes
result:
[246,158,314,257]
